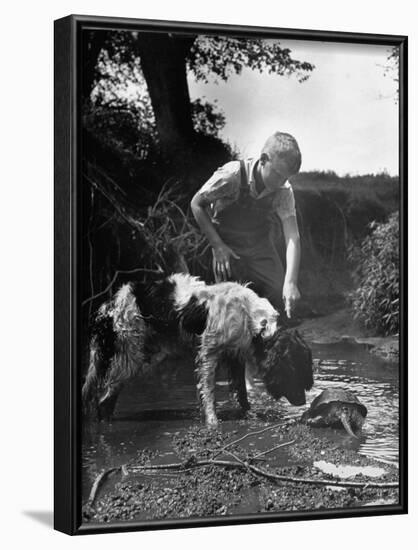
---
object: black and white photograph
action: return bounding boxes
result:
[54,15,406,534]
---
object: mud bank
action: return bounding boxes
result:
[83,417,399,525]
[298,307,399,361]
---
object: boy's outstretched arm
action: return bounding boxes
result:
[191,194,239,281]
[281,215,301,317]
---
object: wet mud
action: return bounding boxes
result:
[82,419,398,525]
[298,307,399,360]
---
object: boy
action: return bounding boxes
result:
[191,131,301,319]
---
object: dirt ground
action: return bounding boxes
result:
[298,307,399,361]
[82,420,398,525]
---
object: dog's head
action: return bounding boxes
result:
[260,329,313,406]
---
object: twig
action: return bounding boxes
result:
[224,449,248,467]
[88,187,95,319]
[252,439,296,460]
[84,171,143,232]
[212,421,289,459]
[223,449,263,480]
[82,267,162,307]
[84,271,118,307]
[88,467,122,506]
[84,212,117,238]
[91,164,128,197]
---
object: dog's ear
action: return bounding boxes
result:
[252,333,268,361]
[261,329,313,406]
[293,330,314,390]
[130,276,176,322]
[304,346,314,390]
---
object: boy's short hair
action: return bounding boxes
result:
[261,132,302,174]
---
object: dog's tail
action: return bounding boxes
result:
[82,308,116,415]
[82,338,101,413]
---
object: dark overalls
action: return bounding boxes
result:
[213,161,285,313]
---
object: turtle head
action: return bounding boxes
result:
[340,407,358,438]
[339,404,367,437]
[261,329,313,406]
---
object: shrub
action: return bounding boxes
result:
[138,182,207,275]
[348,211,399,335]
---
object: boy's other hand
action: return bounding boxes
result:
[282,281,301,318]
[212,244,240,282]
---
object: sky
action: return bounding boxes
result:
[188,39,399,176]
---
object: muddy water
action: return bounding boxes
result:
[82,341,399,500]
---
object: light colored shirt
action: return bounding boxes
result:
[196,158,296,221]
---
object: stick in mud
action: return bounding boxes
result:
[87,457,398,507]
[212,420,291,459]
[87,467,122,506]
[252,439,296,460]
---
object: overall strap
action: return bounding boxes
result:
[239,159,247,187]
[239,159,249,198]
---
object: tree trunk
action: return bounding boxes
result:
[135,33,196,160]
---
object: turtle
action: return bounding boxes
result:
[300,388,367,438]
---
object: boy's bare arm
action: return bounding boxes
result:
[191,193,239,281]
[281,215,301,316]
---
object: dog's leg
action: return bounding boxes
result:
[196,351,219,427]
[245,354,259,392]
[98,383,124,421]
[228,354,250,412]
[82,342,100,417]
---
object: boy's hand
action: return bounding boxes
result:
[212,244,240,282]
[282,281,301,318]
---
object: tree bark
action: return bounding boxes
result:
[135,32,196,159]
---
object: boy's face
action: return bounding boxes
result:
[259,154,294,191]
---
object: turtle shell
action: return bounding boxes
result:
[306,388,367,418]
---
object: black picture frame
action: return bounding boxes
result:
[54,14,408,536]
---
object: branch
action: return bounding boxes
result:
[88,187,95,318]
[81,267,162,307]
[212,421,289,459]
[251,440,296,460]
[87,467,122,506]
[84,164,144,232]
[129,460,398,489]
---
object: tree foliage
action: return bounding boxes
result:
[188,36,314,83]
[86,31,315,98]
[383,46,399,103]
[348,212,399,335]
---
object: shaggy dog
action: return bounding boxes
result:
[82,273,313,426]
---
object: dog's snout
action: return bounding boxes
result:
[289,394,306,406]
